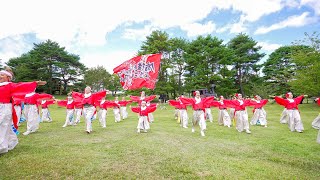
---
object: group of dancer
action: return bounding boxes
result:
[168,91,267,136]
[168,90,320,138]
[0,67,48,154]
[1,65,319,155]
[0,65,158,155]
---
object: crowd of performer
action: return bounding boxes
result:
[1,66,319,155]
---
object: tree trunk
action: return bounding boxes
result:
[63,80,68,95]
[239,68,244,96]
[178,73,181,95]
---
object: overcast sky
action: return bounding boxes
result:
[0,0,319,73]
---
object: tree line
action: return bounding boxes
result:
[3,32,319,98]
[135,31,320,98]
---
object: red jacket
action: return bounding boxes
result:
[40,100,55,108]
[0,81,37,129]
[96,100,118,109]
[223,99,252,111]
[210,100,229,110]
[249,99,268,109]
[0,82,37,103]
[24,93,53,105]
[168,100,187,110]
[72,91,107,106]
[275,96,304,110]
[180,96,214,111]
[57,100,79,109]
[118,100,133,107]
[131,106,157,116]
[130,95,156,105]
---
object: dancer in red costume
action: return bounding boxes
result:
[22,92,53,135]
[249,95,269,127]
[210,96,232,128]
[204,102,214,123]
[40,99,56,122]
[274,92,307,133]
[95,96,118,128]
[74,102,83,125]
[224,93,252,134]
[168,95,189,128]
[72,87,106,133]
[179,91,214,136]
[57,96,80,127]
[111,97,121,123]
[130,91,156,106]
[96,96,108,128]
[131,100,157,133]
[118,97,132,120]
[0,66,45,153]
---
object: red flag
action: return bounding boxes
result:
[113,53,161,90]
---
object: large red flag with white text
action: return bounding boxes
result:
[113,53,162,90]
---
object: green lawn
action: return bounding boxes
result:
[0,103,319,179]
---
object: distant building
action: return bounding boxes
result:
[191,84,217,97]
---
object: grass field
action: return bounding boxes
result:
[0,102,320,179]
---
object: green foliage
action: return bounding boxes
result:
[228,33,265,95]
[84,67,122,95]
[168,37,188,97]
[185,35,231,93]
[107,74,122,96]
[7,40,85,94]
[139,30,170,55]
[263,45,310,95]
[84,66,112,92]
[290,32,320,96]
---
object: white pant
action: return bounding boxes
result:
[179,109,188,127]
[0,104,18,154]
[98,109,107,127]
[120,106,128,119]
[229,108,235,120]
[14,105,22,125]
[280,108,288,124]
[250,108,267,126]
[74,108,82,123]
[25,105,40,133]
[41,108,51,122]
[192,110,206,131]
[218,109,231,127]
[64,109,74,126]
[287,109,304,132]
[235,110,249,132]
[84,106,95,132]
[205,108,213,122]
[113,108,121,122]
[174,109,179,119]
[137,116,150,130]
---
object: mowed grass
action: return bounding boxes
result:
[0,102,320,179]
